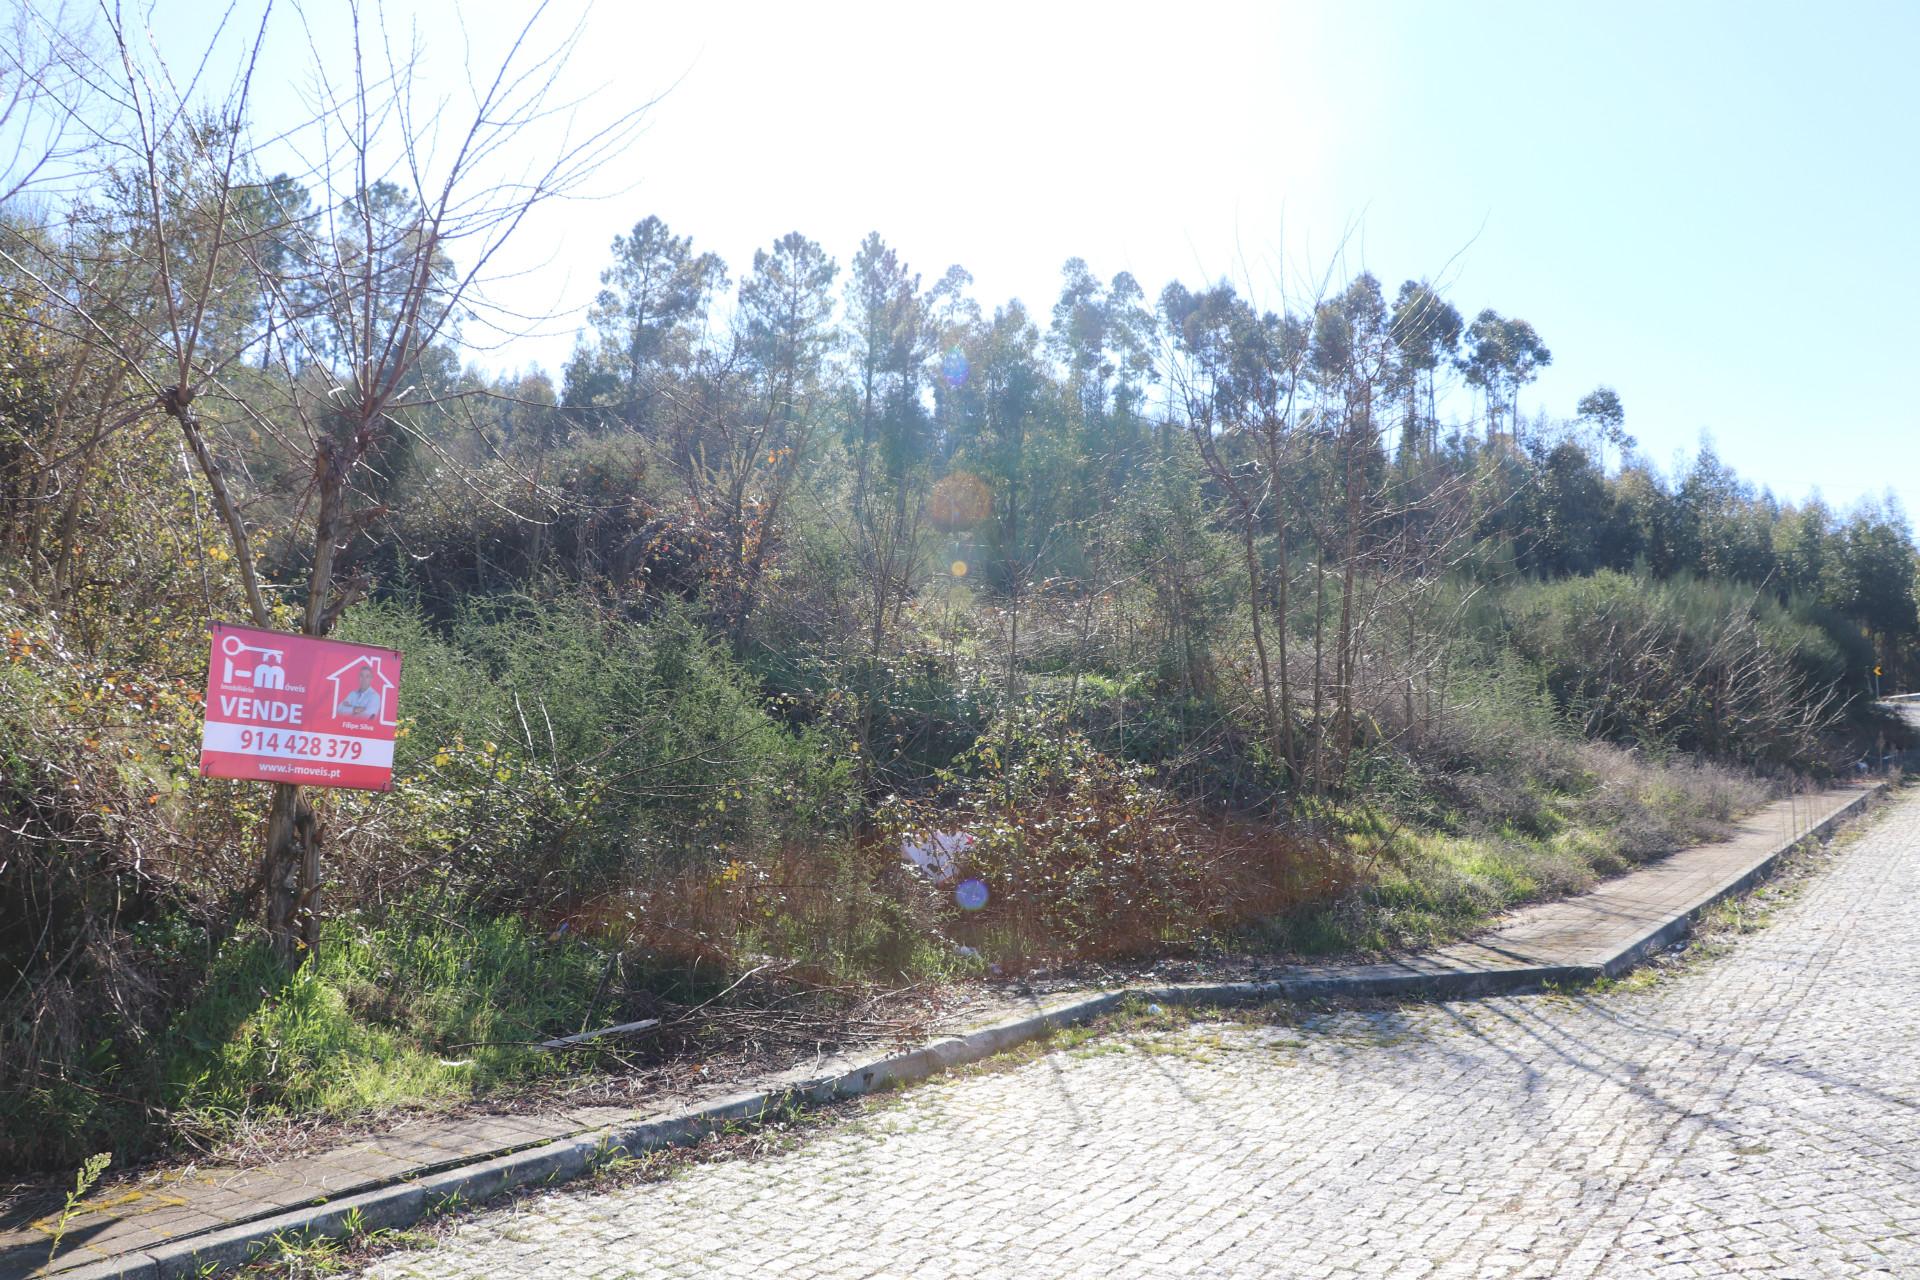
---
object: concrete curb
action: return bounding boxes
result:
[43,993,1130,1280]
[45,782,1891,1280]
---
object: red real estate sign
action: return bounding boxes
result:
[200,623,403,791]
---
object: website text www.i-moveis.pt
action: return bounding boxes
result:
[256,761,344,781]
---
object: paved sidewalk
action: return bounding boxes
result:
[1266,783,1876,999]
[0,781,1881,1279]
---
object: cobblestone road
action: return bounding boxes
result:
[364,791,1920,1280]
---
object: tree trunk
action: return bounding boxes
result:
[1311,534,1327,795]
[1275,519,1295,781]
[853,363,876,520]
[49,446,96,607]
[163,391,318,968]
[1336,406,1362,777]
[262,782,320,967]
[527,416,551,574]
[264,437,347,969]
[1427,369,1439,459]
[1404,599,1418,740]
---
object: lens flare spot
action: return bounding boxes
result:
[951,559,968,578]
[941,347,969,388]
[955,878,989,911]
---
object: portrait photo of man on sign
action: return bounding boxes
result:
[335,662,382,719]
[323,652,397,728]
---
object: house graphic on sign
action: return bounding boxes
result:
[326,656,397,725]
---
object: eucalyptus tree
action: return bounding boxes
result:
[1511,440,1613,577]
[1575,384,1633,469]
[1162,279,1296,780]
[1832,499,1919,680]
[709,231,840,639]
[1680,445,1777,587]
[1048,258,1154,426]
[925,263,984,466]
[1045,259,1157,546]
[843,231,924,520]
[1307,273,1398,782]
[1460,309,1551,444]
[962,302,1052,709]
[1771,496,1835,606]
[1614,463,1687,577]
[1575,385,1626,437]
[838,234,936,783]
[1388,279,1461,459]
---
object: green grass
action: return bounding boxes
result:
[160,914,609,1147]
[1249,743,1772,957]
[2,908,638,1170]
[1251,823,1589,956]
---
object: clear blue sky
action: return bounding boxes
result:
[176,0,1918,517]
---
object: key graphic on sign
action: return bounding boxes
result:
[221,631,289,690]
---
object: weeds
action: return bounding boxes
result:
[585,1133,645,1179]
[254,1229,350,1278]
[43,1150,111,1270]
[237,1215,433,1280]
[425,1189,468,1220]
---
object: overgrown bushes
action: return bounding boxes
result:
[883,711,1354,964]
[1494,571,1846,766]
[331,596,857,899]
[0,593,865,1169]
[0,547,1888,1174]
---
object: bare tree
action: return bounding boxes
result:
[2,0,648,967]
[0,1,98,207]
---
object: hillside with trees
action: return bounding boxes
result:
[2,7,1914,1172]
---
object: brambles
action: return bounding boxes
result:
[882,712,1357,966]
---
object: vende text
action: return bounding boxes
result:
[218,695,304,724]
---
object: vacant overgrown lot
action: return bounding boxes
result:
[3,30,1914,1172]
[2,560,1872,1172]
